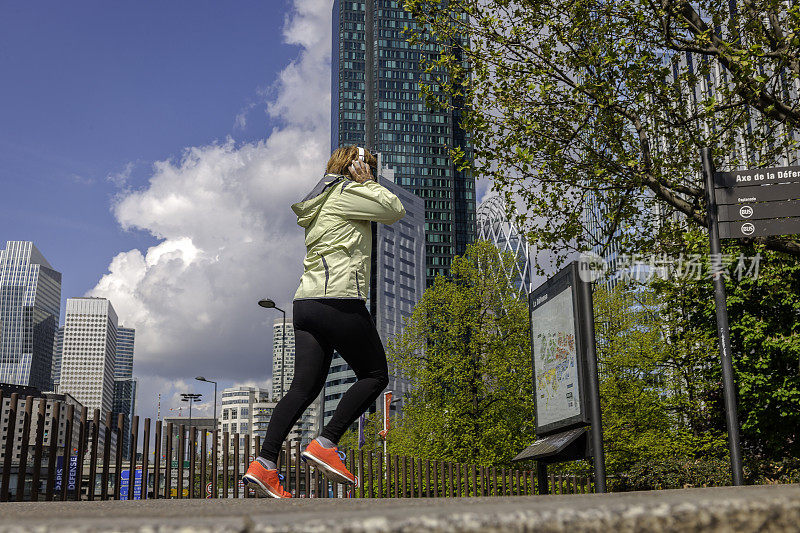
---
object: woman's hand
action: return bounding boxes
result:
[348,159,375,183]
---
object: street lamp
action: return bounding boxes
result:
[180,393,202,427]
[195,376,218,429]
[258,298,286,399]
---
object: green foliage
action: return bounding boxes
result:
[594,281,729,490]
[403,0,800,260]
[652,228,800,474]
[381,240,535,466]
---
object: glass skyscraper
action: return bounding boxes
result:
[477,195,533,296]
[331,0,476,286]
[0,241,61,391]
[113,326,136,457]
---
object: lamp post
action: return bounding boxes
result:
[195,376,218,429]
[180,393,202,427]
[258,298,286,399]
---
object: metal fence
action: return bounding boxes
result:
[0,392,593,501]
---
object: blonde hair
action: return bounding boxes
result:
[326,145,377,178]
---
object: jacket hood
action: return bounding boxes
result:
[291,174,347,228]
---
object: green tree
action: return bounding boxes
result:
[377,240,535,466]
[404,0,800,260]
[594,280,730,490]
[651,228,800,482]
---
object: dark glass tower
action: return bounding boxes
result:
[113,326,136,457]
[331,0,476,286]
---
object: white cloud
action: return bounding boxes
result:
[90,0,332,422]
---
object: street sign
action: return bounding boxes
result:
[712,163,800,238]
[718,199,800,221]
[54,455,78,493]
[120,469,143,500]
[715,181,800,205]
[713,165,800,188]
[206,482,212,498]
[719,217,800,239]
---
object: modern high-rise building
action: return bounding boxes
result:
[52,325,64,388]
[322,170,426,426]
[273,318,322,445]
[477,195,533,296]
[331,0,476,286]
[0,241,62,391]
[115,327,135,379]
[58,298,118,414]
[112,326,137,457]
[272,319,296,401]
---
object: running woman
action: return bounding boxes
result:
[242,145,406,498]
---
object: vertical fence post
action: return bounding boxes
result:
[393,456,399,498]
[15,396,34,502]
[46,402,64,501]
[99,412,111,500]
[31,399,47,501]
[222,431,229,498]
[294,440,301,499]
[153,420,162,500]
[113,413,123,500]
[200,430,208,499]
[164,422,173,499]
[58,404,75,501]
[189,426,197,499]
[74,407,87,501]
[367,449,373,498]
[211,429,218,498]
[142,418,150,500]
[177,425,185,499]
[377,451,383,498]
[232,433,240,499]
[130,415,139,500]
[358,449,365,498]
[0,393,18,502]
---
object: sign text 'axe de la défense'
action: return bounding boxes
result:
[712,164,800,239]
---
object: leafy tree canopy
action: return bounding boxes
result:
[405,0,800,262]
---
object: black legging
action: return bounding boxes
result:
[258,298,389,462]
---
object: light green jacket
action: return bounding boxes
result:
[291,174,406,301]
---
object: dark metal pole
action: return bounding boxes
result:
[364,0,375,152]
[701,147,745,486]
[579,274,607,493]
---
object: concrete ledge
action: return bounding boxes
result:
[0,484,798,532]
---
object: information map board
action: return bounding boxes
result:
[529,261,591,436]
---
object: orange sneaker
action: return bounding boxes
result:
[301,439,358,486]
[242,460,292,498]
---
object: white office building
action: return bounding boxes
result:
[58,298,118,414]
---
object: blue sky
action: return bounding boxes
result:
[1,0,330,421]
[0,1,293,316]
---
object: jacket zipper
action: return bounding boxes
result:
[355,271,361,298]
[321,254,330,295]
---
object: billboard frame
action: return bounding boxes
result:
[528,261,592,436]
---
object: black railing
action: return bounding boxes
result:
[0,392,592,501]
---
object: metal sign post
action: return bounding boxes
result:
[578,273,606,493]
[701,147,745,486]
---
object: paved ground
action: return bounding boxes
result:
[1,484,799,532]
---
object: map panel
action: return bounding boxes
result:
[531,287,581,427]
